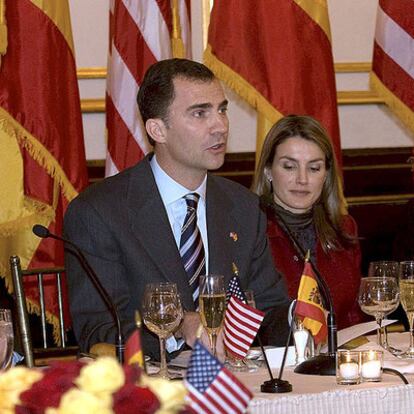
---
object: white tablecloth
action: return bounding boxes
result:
[242,332,414,414]
[243,367,414,414]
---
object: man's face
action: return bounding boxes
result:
[155,77,229,188]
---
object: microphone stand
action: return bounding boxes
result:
[272,209,337,376]
[33,225,125,363]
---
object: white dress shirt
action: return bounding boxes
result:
[150,155,209,273]
[150,155,209,352]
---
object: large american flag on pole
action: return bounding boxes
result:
[370,0,414,137]
[223,277,264,359]
[185,341,253,414]
[105,0,191,177]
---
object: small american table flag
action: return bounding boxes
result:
[223,276,265,359]
[185,341,253,414]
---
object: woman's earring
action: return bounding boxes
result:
[265,171,272,182]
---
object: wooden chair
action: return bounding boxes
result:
[10,255,79,367]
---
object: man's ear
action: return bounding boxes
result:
[145,118,166,144]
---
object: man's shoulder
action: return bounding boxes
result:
[72,158,151,206]
[208,174,258,203]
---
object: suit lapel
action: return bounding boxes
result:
[206,176,238,284]
[126,157,195,310]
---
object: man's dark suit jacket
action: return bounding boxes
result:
[64,155,290,357]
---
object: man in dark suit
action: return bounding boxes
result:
[64,58,290,359]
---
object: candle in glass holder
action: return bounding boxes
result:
[336,350,361,385]
[361,350,383,382]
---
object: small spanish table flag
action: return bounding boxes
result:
[294,251,328,345]
[125,310,145,368]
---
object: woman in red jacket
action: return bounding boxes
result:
[253,115,363,329]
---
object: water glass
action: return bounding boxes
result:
[142,282,183,379]
[0,309,14,370]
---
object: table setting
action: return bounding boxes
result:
[2,260,414,414]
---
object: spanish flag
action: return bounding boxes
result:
[295,259,328,345]
[205,0,341,167]
[0,0,88,341]
[125,311,144,368]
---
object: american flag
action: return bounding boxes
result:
[223,277,265,359]
[105,0,191,177]
[371,0,414,139]
[185,341,253,414]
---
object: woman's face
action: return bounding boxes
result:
[268,136,327,214]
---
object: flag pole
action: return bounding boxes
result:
[232,263,292,393]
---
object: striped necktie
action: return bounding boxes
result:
[179,193,206,308]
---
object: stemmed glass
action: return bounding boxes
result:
[358,277,400,348]
[142,282,183,379]
[199,274,226,356]
[398,261,414,359]
[368,261,399,278]
[368,261,400,351]
[0,309,14,370]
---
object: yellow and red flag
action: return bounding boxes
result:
[105,0,191,177]
[370,0,414,136]
[295,261,328,345]
[125,311,144,367]
[204,0,341,166]
[0,0,88,339]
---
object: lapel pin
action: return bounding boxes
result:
[229,231,238,241]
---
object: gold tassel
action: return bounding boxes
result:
[0,0,7,67]
[171,0,185,58]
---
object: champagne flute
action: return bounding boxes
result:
[358,277,399,348]
[199,274,226,356]
[368,261,400,351]
[142,282,183,379]
[398,261,414,359]
[0,309,14,370]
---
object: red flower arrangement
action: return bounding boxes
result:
[0,357,192,414]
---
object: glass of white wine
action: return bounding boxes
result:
[142,282,183,379]
[0,309,14,370]
[358,277,399,348]
[398,261,414,359]
[199,274,226,356]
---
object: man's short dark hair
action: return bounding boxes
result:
[137,58,215,145]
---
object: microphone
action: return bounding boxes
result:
[33,224,125,363]
[271,209,337,376]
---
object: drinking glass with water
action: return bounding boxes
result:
[0,309,14,370]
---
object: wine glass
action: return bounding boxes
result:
[368,261,400,351]
[0,309,14,370]
[398,261,414,359]
[142,282,183,379]
[368,261,399,278]
[199,274,226,356]
[358,277,399,348]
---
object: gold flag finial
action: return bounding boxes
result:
[232,262,239,276]
[171,0,185,58]
[134,310,142,329]
[0,0,8,67]
[305,250,311,262]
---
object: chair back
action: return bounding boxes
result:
[10,255,72,367]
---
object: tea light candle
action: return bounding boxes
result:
[339,362,359,379]
[361,360,381,379]
[361,350,382,381]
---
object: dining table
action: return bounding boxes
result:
[241,331,414,414]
